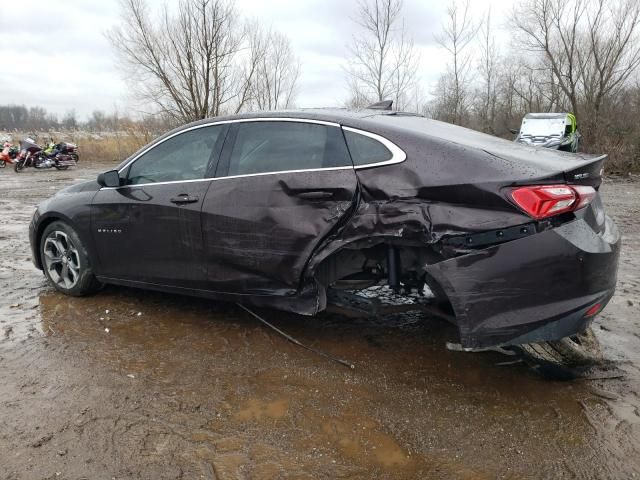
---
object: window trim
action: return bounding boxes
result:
[342,126,407,169]
[123,123,228,187]
[218,119,353,179]
[101,117,405,189]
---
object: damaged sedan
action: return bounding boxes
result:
[29,108,620,351]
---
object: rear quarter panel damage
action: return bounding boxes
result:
[305,128,537,302]
[306,130,538,269]
[306,120,618,347]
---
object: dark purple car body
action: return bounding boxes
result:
[29,109,620,348]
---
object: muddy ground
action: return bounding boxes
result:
[0,165,639,480]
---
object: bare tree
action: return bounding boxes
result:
[511,0,640,137]
[62,110,78,130]
[247,25,301,111]
[108,0,293,122]
[475,9,500,132]
[345,0,419,108]
[434,0,478,125]
[579,0,640,124]
[511,0,585,118]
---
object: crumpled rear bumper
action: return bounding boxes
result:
[425,215,620,348]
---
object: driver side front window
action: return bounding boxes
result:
[127,125,224,185]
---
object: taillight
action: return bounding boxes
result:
[510,185,596,220]
[583,303,602,318]
[572,185,596,209]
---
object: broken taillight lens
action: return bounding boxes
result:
[510,185,596,220]
[572,185,597,210]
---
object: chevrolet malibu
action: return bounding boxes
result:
[29,109,620,350]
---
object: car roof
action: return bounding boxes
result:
[185,108,415,126]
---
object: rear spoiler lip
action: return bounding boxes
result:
[562,153,606,188]
[496,153,607,193]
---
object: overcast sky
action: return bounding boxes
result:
[0,0,514,120]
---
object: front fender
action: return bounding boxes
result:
[30,189,99,271]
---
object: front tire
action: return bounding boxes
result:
[41,221,101,296]
[14,160,24,172]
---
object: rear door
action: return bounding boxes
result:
[91,124,228,288]
[201,119,358,295]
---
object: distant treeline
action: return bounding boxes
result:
[0,104,172,134]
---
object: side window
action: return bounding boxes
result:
[344,130,393,166]
[127,125,224,185]
[564,124,572,136]
[226,121,351,176]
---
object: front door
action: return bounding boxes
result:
[201,120,358,295]
[91,124,228,288]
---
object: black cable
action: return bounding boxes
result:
[236,303,355,369]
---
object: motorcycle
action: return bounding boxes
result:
[0,142,19,168]
[13,137,77,173]
[43,141,79,163]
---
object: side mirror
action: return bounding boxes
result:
[509,128,519,135]
[97,170,122,188]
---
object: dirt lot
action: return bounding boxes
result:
[1,165,639,479]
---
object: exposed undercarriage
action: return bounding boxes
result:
[315,240,455,325]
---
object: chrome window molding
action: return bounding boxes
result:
[99,118,406,190]
[117,117,340,175]
[341,126,407,169]
[100,166,355,189]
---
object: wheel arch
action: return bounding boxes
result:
[33,213,90,270]
[306,237,455,316]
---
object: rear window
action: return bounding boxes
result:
[344,130,393,166]
[227,121,351,176]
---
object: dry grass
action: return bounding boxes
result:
[76,132,155,166]
[1,129,160,167]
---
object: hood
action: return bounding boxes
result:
[58,180,101,195]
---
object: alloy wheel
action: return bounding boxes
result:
[43,230,81,289]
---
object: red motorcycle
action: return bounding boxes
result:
[0,142,19,168]
[14,138,76,173]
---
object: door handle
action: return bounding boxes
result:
[295,191,334,200]
[170,194,199,204]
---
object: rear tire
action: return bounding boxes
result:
[55,165,69,170]
[516,327,602,379]
[547,328,602,365]
[41,221,102,296]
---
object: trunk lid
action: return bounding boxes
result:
[560,154,606,189]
